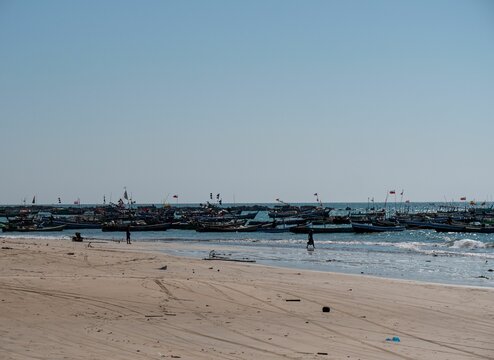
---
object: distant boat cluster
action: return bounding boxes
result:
[1,200,494,234]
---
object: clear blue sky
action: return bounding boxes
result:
[1,0,493,204]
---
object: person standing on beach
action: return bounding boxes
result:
[126,225,131,244]
[307,229,314,249]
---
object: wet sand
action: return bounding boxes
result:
[0,237,493,359]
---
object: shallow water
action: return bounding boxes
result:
[2,203,494,287]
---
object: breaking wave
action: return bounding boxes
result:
[449,239,487,249]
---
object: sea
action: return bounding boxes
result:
[2,202,494,288]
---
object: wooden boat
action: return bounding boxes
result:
[49,220,102,229]
[290,225,354,234]
[169,221,197,230]
[431,222,494,233]
[196,223,260,233]
[2,224,66,232]
[237,211,259,220]
[101,223,170,232]
[429,223,468,233]
[351,223,406,233]
[401,220,436,230]
[464,225,494,233]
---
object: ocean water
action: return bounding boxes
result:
[2,202,494,288]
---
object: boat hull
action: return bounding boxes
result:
[351,223,405,233]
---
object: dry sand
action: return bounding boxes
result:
[0,236,493,360]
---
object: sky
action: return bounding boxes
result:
[1,0,494,205]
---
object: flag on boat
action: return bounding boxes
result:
[58,197,61,204]
[389,190,396,194]
[32,196,36,204]
[123,189,128,200]
[400,190,404,196]
[460,197,467,201]
[74,198,80,205]
[314,193,318,196]
[172,195,178,198]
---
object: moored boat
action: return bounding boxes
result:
[290,225,354,234]
[2,224,66,232]
[196,223,260,233]
[351,223,406,233]
[101,222,170,232]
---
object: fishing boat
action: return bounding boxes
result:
[49,219,102,229]
[101,222,170,232]
[196,223,260,233]
[351,223,406,233]
[290,225,354,234]
[430,222,494,233]
[429,222,468,233]
[2,224,66,232]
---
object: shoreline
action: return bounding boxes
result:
[163,246,494,291]
[1,236,493,359]
[3,235,491,290]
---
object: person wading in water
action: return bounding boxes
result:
[126,225,131,244]
[307,229,314,249]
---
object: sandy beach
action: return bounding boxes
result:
[0,237,493,360]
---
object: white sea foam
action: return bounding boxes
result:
[394,242,428,251]
[450,239,486,249]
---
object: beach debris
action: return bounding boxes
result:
[67,252,75,255]
[159,265,168,270]
[488,269,493,272]
[317,352,328,355]
[322,306,330,313]
[386,336,401,342]
[1,247,12,250]
[477,275,489,279]
[285,299,301,302]
[204,250,256,263]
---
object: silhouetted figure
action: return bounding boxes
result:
[72,232,83,242]
[126,225,131,244]
[307,229,315,249]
